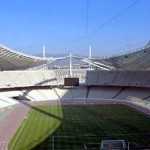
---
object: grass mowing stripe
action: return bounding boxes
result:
[8,105,63,150]
[9,109,32,150]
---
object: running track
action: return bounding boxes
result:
[0,99,150,150]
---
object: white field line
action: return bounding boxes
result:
[52,132,150,138]
[9,109,33,150]
[84,143,88,150]
[52,136,55,150]
[73,100,86,104]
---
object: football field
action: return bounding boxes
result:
[8,104,150,150]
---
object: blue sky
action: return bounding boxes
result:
[0,0,150,57]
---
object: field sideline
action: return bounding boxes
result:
[7,100,150,150]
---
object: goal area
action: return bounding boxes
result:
[100,140,126,150]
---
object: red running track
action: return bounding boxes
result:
[0,99,150,150]
[0,103,30,150]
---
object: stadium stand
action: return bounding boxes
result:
[86,70,150,101]
[0,69,149,108]
[115,87,150,101]
[86,70,150,88]
[0,71,57,88]
[21,89,46,101]
[0,92,18,108]
[97,70,118,85]
[20,88,58,101]
[0,44,150,110]
[88,86,106,98]
[129,70,149,87]
[0,72,14,88]
[42,71,58,86]
[0,99,12,108]
[97,86,123,99]
[119,70,137,86]
[87,86,123,99]
[71,86,87,99]
[86,70,99,85]
[34,89,59,100]
[14,71,31,86]
[54,87,73,99]
[112,71,127,86]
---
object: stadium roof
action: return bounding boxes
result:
[83,45,150,70]
[1,43,150,71]
[0,44,65,70]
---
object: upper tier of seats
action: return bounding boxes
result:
[0,70,57,89]
[86,70,150,88]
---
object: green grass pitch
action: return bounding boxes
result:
[8,104,150,150]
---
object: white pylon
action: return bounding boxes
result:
[43,45,45,58]
[89,45,91,59]
[89,45,92,70]
[69,51,72,77]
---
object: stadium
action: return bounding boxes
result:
[0,42,150,150]
[0,0,150,149]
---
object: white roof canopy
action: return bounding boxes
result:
[0,44,65,70]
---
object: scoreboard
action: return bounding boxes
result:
[64,78,79,86]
